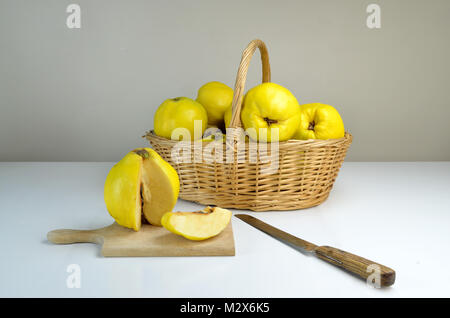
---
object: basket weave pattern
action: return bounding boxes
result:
[146,39,352,211]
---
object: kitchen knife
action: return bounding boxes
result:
[235,214,395,287]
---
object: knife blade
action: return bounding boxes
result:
[235,214,396,287]
[234,214,317,253]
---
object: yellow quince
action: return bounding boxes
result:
[154,97,208,141]
[294,103,345,140]
[196,82,234,128]
[240,83,301,142]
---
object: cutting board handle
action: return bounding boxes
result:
[47,229,103,244]
[314,245,396,287]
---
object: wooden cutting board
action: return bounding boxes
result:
[47,222,235,257]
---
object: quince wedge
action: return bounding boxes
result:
[104,148,179,230]
[161,207,232,241]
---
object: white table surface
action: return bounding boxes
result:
[0,162,449,298]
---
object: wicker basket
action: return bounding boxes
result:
[145,39,352,211]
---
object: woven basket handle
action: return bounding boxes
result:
[229,39,271,128]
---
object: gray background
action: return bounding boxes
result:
[1,0,449,161]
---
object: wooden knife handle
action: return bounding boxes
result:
[314,246,396,287]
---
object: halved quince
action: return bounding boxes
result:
[161,207,232,241]
[104,148,179,230]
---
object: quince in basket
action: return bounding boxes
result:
[239,82,301,142]
[154,97,208,141]
[104,148,179,230]
[196,81,234,129]
[294,103,345,140]
[161,207,232,241]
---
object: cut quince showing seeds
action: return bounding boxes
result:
[104,148,179,230]
[161,207,232,241]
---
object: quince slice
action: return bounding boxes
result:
[161,207,232,241]
[104,148,179,230]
